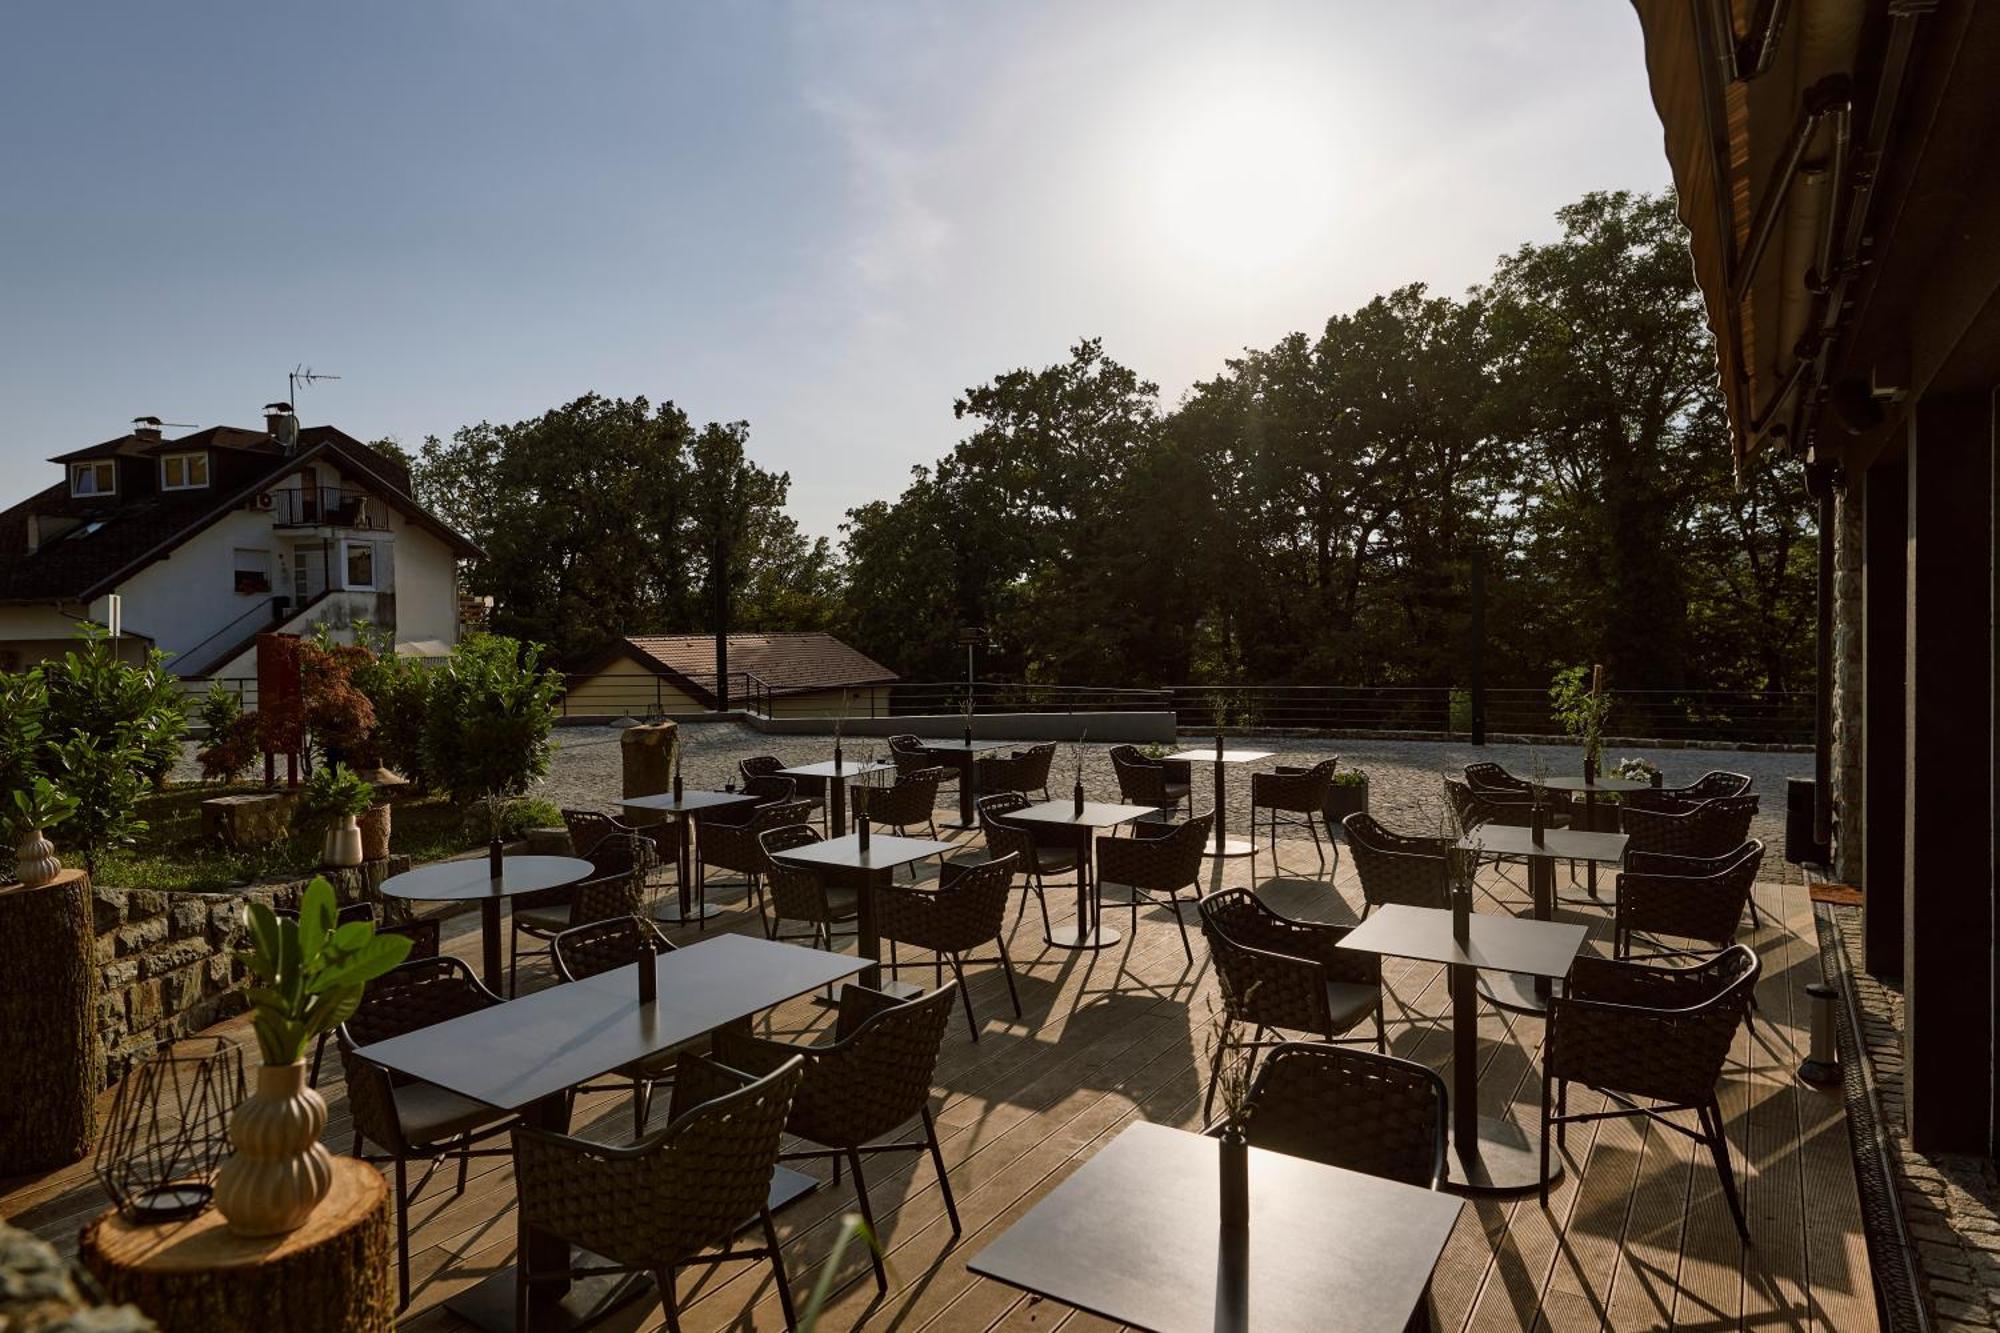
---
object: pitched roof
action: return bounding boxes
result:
[0,425,474,605]
[614,632,897,699]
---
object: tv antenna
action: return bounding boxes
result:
[288,364,342,405]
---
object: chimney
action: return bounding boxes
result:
[264,402,300,452]
[132,415,163,440]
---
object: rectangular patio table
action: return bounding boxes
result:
[1004,800,1160,950]
[767,832,957,991]
[1455,824,1626,1014]
[353,933,867,1332]
[1339,904,1587,1196]
[1531,774,1651,899]
[968,1120,1462,1333]
[775,758,895,837]
[916,738,1009,829]
[1164,747,1274,859]
[620,789,760,925]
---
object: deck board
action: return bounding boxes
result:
[1,830,1876,1332]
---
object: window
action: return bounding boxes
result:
[69,462,115,497]
[160,452,209,490]
[342,540,376,590]
[233,548,271,595]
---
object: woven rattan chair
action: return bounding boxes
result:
[1097,811,1215,962]
[888,734,952,784]
[511,1053,806,1331]
[742,755,827,828]
[1250,758,1339,873]
[1622,771,1753,811]
[1462,761,1530,796]
[971,791,1070,932]
[697,798,816,930]
[758,824,858,954]
[1108,745,1190,815]
[1015,743,1057,799]
[1619,795,1763,924]
[1225,1042,1449,1189]
[1542,946,1761,1237]
[713,986,959,1294]
[511,821,650,994]
[860,766,945,839]
[876,853,1023,1040]
[1342,813,1450,915]
[974,746,1051,799]
[1197,888,1385,1123]
[337,956,518,1307]
[552,916,706,1136]
[1613,841,1765,959]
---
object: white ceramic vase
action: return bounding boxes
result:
[322,814,363,868]
[213,1060,334,1236]
[14,829,61,887]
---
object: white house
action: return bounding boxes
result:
[0,404,481,683]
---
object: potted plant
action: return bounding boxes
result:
[1322,768,1369,824]
[214,877,411,1235]
[299,762,377,868]
[10,775,78,888]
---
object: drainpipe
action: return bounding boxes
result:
[1806,461,1838,848]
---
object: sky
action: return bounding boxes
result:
[0,2,1669,539]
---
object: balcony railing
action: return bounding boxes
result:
[263,486,386,530]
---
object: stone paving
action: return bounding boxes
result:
[1835,907,2000,1330]
[530,722,1811,881]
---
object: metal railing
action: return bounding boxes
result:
[265,486,386,529]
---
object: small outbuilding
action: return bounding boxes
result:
[562,632,897,720]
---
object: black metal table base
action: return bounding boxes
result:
[1444,1115,1561,1195]
[652,902,720,925]
[445,1168,821,1332]
[1043,923,1123,950]
[1476,970,1559,1017]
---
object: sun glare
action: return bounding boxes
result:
[1128,76,1344,285]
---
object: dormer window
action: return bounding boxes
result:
[160,452,209,491]
[69,461,116,497]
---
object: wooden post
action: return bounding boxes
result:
[1863,452,1907,979]
[1903,396,1995,1153]
[0,868,100,1173]
[1469,550,1486,745]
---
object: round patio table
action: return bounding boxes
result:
[379,855,592,994]
[1533,774,1652,903]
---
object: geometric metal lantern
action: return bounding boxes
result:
[92,1037,246,1223]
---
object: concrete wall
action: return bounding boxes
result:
[386,514,461,656]
[769,686,894,719]
[563,658,704,717]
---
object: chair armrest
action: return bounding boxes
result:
[834,984,909,1040]
[663,1050,758,1126]
[709,1027,809,1079]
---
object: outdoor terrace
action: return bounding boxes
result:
[4,777,1869,1331]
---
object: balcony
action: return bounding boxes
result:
[263,485,387,531]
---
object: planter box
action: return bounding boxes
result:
[1323,777,1369,828]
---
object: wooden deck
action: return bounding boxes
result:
[3,834,1876,1332]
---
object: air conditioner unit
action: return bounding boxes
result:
[253,493,275,512]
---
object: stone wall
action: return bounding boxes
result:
[88,859,409,1089]
[1831,484,1866,882]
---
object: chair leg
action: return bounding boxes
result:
[309,1031,328,1088]
[394,1156,411,1309]
[1373,1004,1386,1052]
[456,1131,470,1193]
[633,1075,652,1137]
[996,937,1023,1018]
[923,1105,962,1236]
[653,1267,683,1333]
[1701,1099,1750,1240]
[1307,816,1324,870]
[762,1209,800,1329]
[1539,1066,1553,1206]
[948,955,979,1042]
[844,1148,890,1293]
[1171,890,1193,963]
[1203,1030,1227,1125]
[508,926,520,998]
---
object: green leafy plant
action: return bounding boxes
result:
[38,626,188,791]
[1548,664,1612,764]
[0,668,49,818]
[798,1213,880,1330]
[350,626,433,787]
[421,634,563,812]
[1448,688,1473,733]
[298,632,378,768]
[298,762,379,832]
[197,683,260,784]
[1613,756,1660,783]
[11,774,78,834]
[48,732,149,875]
[238,877,413,1066]
[1329,768,1369,789]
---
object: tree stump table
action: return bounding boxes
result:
[80,1157,394,1333]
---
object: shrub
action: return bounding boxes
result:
[350,637,432,787]
[297,636,377,767]
[1549,665,1612,764]
[0,668,49,816]
[47,732,149,875]
[39,628,187,789]
[1329,769,1369,788]
[196,683,259,784]
[421,635,562,816]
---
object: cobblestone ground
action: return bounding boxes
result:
[1836,907,2000,1330]
[528,723,1810,881]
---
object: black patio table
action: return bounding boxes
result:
[1163,746,1274,859]
[1004,800,1160,950]
[1532,773,1651,901]
[378,855,593,994]
[619,789,760,925]
[352,932,867,1333]
[968,1120,1462,1333]
[775,758,896,837]
[1456,824,1627,1015]
[915,738,1009,829]
[1339,904,1588,1195]
[767,831,957,991]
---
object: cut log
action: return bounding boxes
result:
[0,868,99,1172]
[80,1157,393,1333]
